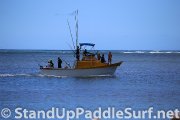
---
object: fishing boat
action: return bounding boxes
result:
[40,61,122,77]
[40,10,123,77]
[40,43,123,77]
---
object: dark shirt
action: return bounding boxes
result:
[58,58,62,68]
[101,56,106,63]
[76,47,80,60]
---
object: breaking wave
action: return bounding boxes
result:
[122,51,180,54]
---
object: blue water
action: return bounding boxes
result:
[0,50,180,120]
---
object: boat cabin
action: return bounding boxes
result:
[75,43,108,69]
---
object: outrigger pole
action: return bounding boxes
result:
[67,9,78,49]
[75,9,78,49]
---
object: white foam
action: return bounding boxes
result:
[37,74,67,78]
[149,51,160,54]
[123,52,134,53]
[0,74,15,77]
[123,51,145,54]
[165,52,172,53]
[149,51,179,54]
[135,51,145,53]
[0,73,32,77]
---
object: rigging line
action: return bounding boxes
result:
[67,19,76,50]
[66,42,76,57]
[75,9,79,48]
[61,58,71,68]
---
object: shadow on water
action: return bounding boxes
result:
[74,75,120,81]
[35,73,121,81]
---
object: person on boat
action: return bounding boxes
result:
[83,49,88,56]
[101,54,106,63]
[58,57,62,68]
[76,46,80,61]
[97,53,101,60]
[47,61,51,68]
[46,60,54,68]
[49,60,54,68]
[108,52,112,64]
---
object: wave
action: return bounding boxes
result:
[37,74,67,78]
[149,51,162,54]
[122,51,145,54]
[135,51,145,53]
[0,73,32,77]
[122,51,180,54]
[149,51,175,54]
[0,74,15,77]
[123,52,135,53]
[0,73,112,78]
[0,73,67,78]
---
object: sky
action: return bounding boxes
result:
[0,0,180,50]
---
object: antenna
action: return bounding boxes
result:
[67,19,75,49]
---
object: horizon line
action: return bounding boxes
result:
[0,49,180,51]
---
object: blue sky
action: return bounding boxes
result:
[0,0,180,50]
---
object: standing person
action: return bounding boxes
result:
[97,53,101,60]
[83,49,88,56]
[58,57,62,68]
[108,52,112,64]
[76,46,80,61]
[49,60,54,68]
[101,54,106,63]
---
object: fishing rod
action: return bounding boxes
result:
[61,58,71,68]
[29,53,47,68]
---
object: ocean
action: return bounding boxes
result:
[0,50,180,120]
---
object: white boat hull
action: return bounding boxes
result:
[40,66,119,77]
